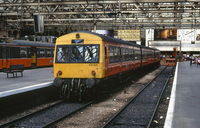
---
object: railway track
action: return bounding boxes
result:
[0,100,93,128]
[0,66,162,128]
[101,66,173,128]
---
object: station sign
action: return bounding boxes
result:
[117,29,140,41]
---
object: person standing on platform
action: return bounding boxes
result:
[196,57,199,66]
[190,55,193,65]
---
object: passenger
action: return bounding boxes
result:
[196,57,199,66]
[190,55,193,65]
[196,57,200,66]
[192,56,195,64]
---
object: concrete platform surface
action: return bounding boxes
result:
[0,67,54,95]
[165,61,200,128]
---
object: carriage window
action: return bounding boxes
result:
[125,48,129,61]
[46,49,52,57]
[85,45,99,62]
[109,46,114,62]
[113,47,120,62]
[51,49,54,57]
[129,49,133,60]
[11,47,20,58]
[121,48,126,61]
[135,48,140,60]
[131,49,135,60]
[6,47,10,58]
[37,49,40,57]
[20,48,27,58]
[109,47,114,56]
[27,48,31,58]
[40,48,46,57]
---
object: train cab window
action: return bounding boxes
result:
[56,45,99,63]
[56,46,69,62]
[46,49,52,57]
[71,46,84,62]
[40,48,46,57]
[20,47,27,58]
[84,45,99,62]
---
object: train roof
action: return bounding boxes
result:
[71,31,140,47]
[13,40,55,47]
[71,31,159,51]
[140,45,159,51]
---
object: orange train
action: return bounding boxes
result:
[53,31,160,100]
[0,40,54,71]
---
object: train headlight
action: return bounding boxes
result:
[91,70,96,76]
[58,70,62,75]
[76,33,80,38]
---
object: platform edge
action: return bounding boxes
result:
[164,62,179,128]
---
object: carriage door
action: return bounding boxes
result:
[2,47,10,69]
[31,47,37,66]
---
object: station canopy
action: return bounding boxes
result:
[0,0,200,31]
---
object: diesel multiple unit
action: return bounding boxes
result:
[53,31,160,100]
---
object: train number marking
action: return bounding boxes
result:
[89,64,98,66]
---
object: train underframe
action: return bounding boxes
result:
[54,62,160,101]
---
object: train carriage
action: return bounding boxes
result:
[0,40,54,71]
[53,31,160,100]
[154,49,161,63]
[141,46,156,66]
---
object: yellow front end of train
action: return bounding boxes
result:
[53,32,105,99]
[54,32,105,78]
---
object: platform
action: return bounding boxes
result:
[0,67,54,98]
[164,61,200,128]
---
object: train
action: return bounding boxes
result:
[53,31,160,100]
[0,40,54,71]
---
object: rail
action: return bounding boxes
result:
[101,66,172,128]
[0,100,94,128]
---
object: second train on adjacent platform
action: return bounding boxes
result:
[53,31,160,100]
[0,40,55,71]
